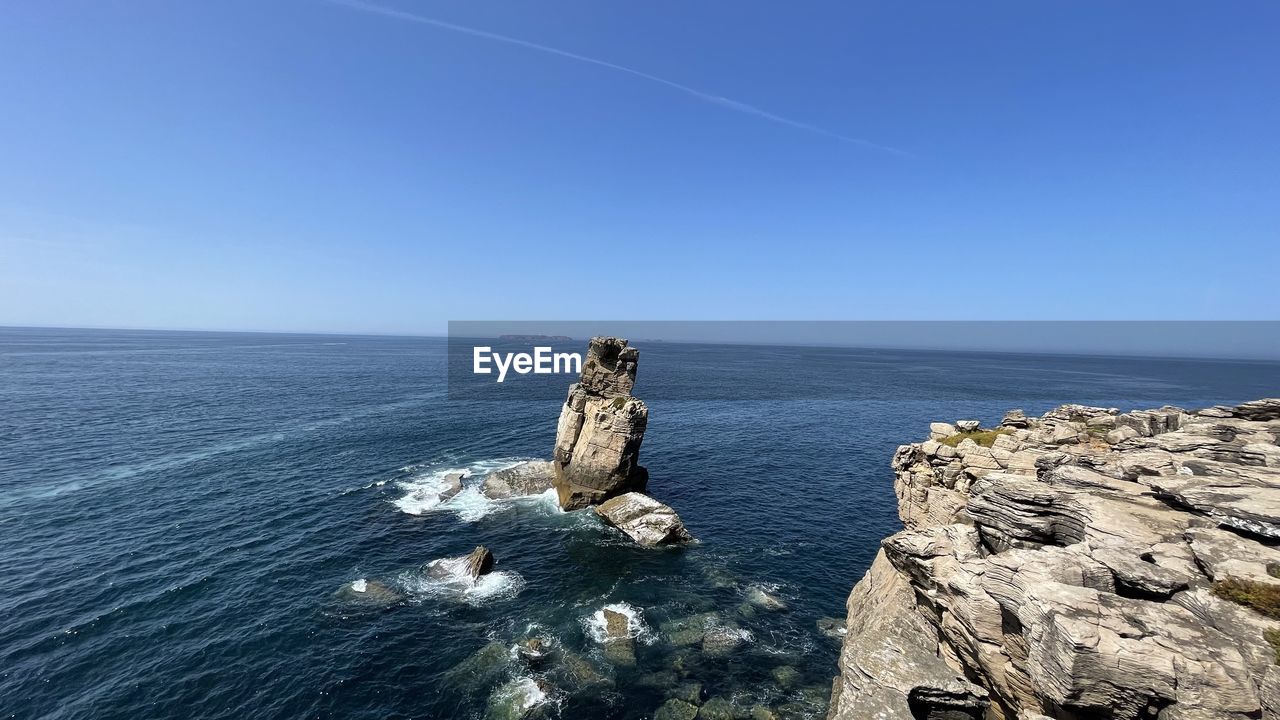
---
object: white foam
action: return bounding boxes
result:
[393,467,469,515]
[351,579,368,593]
[495,677,547,715]
[447,484,498,522]
[400,566,526,606]
[391,458,532,520]
[583,602,655,644]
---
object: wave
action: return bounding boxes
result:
[398,567,526,606]
[390,458,557,522]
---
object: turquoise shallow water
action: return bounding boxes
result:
[2,327,1277,720]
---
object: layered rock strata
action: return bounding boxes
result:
[552,337,650,510]
[594,492,693,546]
[828,399,1280,720]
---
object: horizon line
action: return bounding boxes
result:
[4,323,1279,363]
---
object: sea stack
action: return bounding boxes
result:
[552,337,650,510]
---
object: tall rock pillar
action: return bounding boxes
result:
[552,337,649,510]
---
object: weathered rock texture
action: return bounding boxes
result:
[828,399,1280,720]
[480,460,555,500]
[552,337,649,510]
[594,492,693,546]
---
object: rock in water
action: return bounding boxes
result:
[427,546,495,581]
[594,492,693,546]
[439,472,465,502]
[551,337,650,510]
[485,677,549,720]
[602,608,630,638]
[480,460,555,500]
[464,546,495,578]
[598,607,637,666]
[828,398,1280,720]
[336,578,404,606]
[744,584,787,611]
[654,699,698,720]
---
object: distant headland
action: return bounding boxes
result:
[497,334,574,343]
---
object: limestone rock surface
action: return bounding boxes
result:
[595,492,693,546]
[552,337,649,509]
[831,399,1280,720]
[481,461,555,499]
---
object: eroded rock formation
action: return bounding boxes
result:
[552,337,650,510]
[828,399,1280,720]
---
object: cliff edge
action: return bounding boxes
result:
[829,399,1280,720]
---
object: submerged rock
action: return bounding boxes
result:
[815,617,846,641]
[551,337,650,510]
[829,398,1280,720]
[696,697,734,720]
[771,665,800,690]
[426,546,495,582]
[660,612,720,647]
[654,698,699,720]
[701,623,751,657]
[481,461,555,500]
[669,682,702,705]
[600,607,636,666]
[334,578,404,605]
[445,641,512,692]
[555,647,613,690]
[485,677,550,720]
[594,492,693,546]
[744,584,787,611]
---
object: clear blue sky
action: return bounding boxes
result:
[1,1,1277,334]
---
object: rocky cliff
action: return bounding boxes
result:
[828,399,1280,720]
[552,337,650,510]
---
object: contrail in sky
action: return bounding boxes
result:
[323,0,908,156]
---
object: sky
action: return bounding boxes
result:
[1,0,1278,335]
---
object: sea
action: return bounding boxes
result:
[2,327,1277,720]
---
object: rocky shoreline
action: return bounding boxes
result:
[827,399,1280,720]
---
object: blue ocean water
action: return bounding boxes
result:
[2,327,1277,720]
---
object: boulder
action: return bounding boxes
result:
[930,422,958,440]
[956,420,981,432]
[427,546,495,582]
[552,337,650,509]
[481,461,555,499]
[744,584,788,611]
[594,492,693,546]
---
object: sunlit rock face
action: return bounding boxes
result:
[594,492,693,547]
[829,399,1280,720]
[552,337,649,510]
